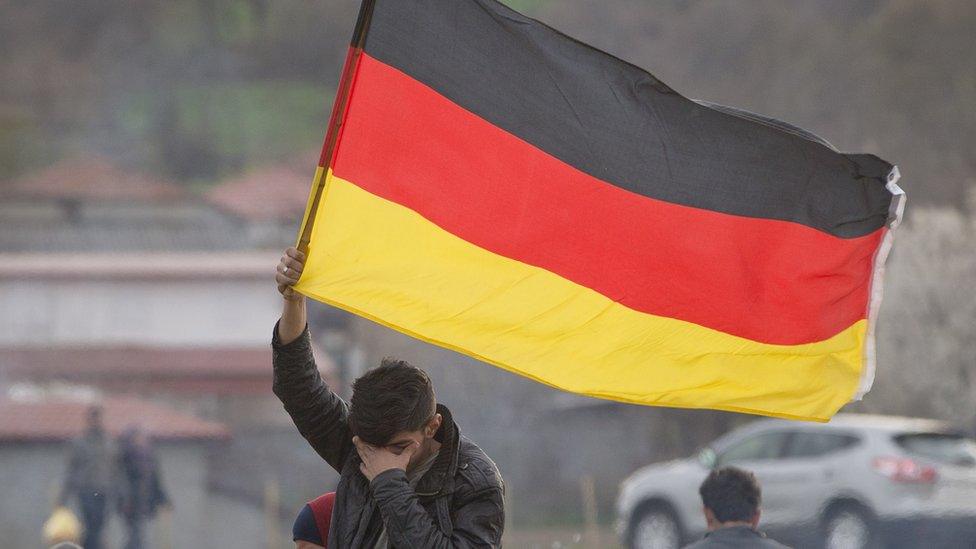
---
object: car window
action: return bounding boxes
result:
[785,432,859,458]
[894,433,976,467]
[716,431,790,466]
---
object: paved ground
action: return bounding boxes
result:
[503,526,622,548]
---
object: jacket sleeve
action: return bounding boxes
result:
[271,322,354,472]
[370,468,505,548]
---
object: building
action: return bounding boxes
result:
[0,394,276,549]
[205,164,313,249]
[0,154,349,543]
[0,155,247,252]
[0,251,343,518]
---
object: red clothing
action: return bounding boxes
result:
[306,492,335,547]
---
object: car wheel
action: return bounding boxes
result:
[629,505,682,549]
[823,505,875,549]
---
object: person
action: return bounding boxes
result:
[59,404,115,549]
[273,246,506,547]
[683,467,790,548]
[116,426,171,549]
[293,492,335,549]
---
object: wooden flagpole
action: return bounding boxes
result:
[297,0,377,255]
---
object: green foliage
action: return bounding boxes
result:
[1,0,973,204]
[0,107,45,180]
[119,81,330,179]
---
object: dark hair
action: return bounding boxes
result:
[87,404,103,421]
[348,358,436,445]
[86,404,104,431]
[698,467,762,523]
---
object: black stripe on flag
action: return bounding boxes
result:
[361,0,894,238]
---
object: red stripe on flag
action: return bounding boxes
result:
[331,54,882,345]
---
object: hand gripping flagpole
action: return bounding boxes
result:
[297,0,377,255]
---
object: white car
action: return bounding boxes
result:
[616,414,976,549]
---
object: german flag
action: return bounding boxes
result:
[294,0,905,421]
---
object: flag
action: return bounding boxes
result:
[294,0,904,421]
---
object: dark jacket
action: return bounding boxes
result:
[60,428,116,503]
[116,438,170,521]
[272,325,505,548]
[683,525,791,548]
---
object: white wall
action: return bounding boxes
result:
[0,278,281,347]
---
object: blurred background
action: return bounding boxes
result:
[0,0,973,547]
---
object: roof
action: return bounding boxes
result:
[207,165,311,222]
[2,156,185,202]
[0,251,277,281]
[0,206,251,254]
[1,346,272,377]
[0,396,229,442]
[0,345,336,395]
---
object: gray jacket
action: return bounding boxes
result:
[272,325,505,548]
[683,525,791,548]
[60,429,116,503]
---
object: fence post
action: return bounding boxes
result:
[580,474,599,547]
[265,478,281,549]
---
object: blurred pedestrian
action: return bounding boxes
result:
[683,467,790,548]
[58,404,115,549]
[116,426,171,549]
[273,247,505,547]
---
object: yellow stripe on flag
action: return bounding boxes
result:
[295,170,866,422]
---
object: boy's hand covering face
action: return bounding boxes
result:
[353,436,420,482]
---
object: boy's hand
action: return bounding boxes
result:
[353,436,419,482]
[276,247,306,301]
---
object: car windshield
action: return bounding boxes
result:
[894,433,976,467]
[715,431,790,466]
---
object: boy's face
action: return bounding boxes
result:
[380,413,443,471]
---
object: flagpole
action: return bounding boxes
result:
[297,0,377,255]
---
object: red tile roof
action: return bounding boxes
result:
[0,396,229,442]
[207,165,311,222]
[0,346,336,395]
[2,347,271,377]
[4,156,185,202]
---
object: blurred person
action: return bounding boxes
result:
[49,543,83,549]
[58,404,115,549]
[116,426,171,549]
[273,247,505,547]
[292,492,336,548]
[683,467,790,548]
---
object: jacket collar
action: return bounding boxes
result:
[705,525,764,539]
[413,403,460,497]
